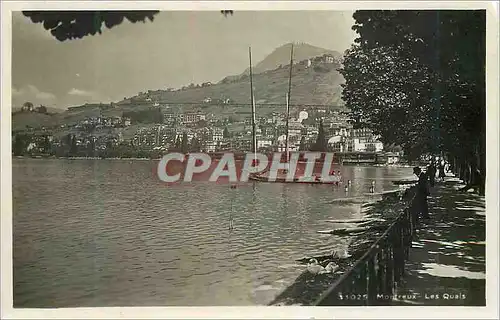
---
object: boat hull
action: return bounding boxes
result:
[249,174,342,184]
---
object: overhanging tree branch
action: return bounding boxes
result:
[22,10,234,41]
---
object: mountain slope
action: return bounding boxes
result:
[243,42,341,75]
[128,58,344,107]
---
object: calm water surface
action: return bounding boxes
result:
[13,159,412,307]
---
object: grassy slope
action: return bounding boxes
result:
[135,61,344,106]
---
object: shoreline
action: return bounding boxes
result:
[12,156,413,168]
[270,185,415,306]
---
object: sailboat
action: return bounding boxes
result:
[248,45,339,184]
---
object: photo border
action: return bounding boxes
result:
[1,1,498,319]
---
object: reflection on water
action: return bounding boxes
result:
[13,159,412,307]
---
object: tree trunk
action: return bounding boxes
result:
[470,161,478,187]
[467,162,472,185]
[459,159,466,181]
[478,137,486,196]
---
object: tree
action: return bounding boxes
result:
[36,105,48,114]
[221,10,234,17]
[341,10,485,193]
[22,101,34,112]
[181,133,189,154]
[223,127,230,139]
[87,138,96,157]
[23,11,233,42]
[174,136,182,151]
[22,11,159,41]
[41,136,52,154]
[310,120,327,152]
[189,137,201,152]
[13,134,30,156]
[64,133,72,146]
[299,136,307,151]
[156,107,164,124]
[70,135,78,156]
[196,119,208,129]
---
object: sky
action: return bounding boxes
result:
[12,11,356,110]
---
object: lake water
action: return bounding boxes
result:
[12,159,413,307]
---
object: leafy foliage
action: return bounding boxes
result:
[310,120,328,152]
[341,10,485,189]
[181,133,189,154]
[21,101,34,112]
[299,136,306,151]
[36,105,48,114]
[122,107,163,124]
[189,137,201,152]
[22,11,159,41]
[13,134,32,156]
[23,10,233,42]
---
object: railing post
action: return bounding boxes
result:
[367,255,377,305]
[391,228,400,285]
[313,187,420,307]
[357,261,368,306]
[384,245,394,297]
[399,220,406,278]
[404,209,413,259]
[376,249,386,304]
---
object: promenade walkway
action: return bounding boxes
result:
[392,175,486,306]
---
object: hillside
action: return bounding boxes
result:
[12,49,345,130]
[11,112,56,131]
[12,106,63,114]
[242,42,341,75]
[124,58,344,107]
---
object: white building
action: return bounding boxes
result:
[257,139,273,149]
[333,128,349,137]
[324,55,335,63]
[288,120,303,137]
[207,128,224,142]
[205,141,217,152]
[347,138,383,152]
[182,112,206,124]
[328,136,346,152]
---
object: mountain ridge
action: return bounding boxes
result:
[241,42,342,76]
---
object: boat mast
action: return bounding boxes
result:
[285,43,294,163]
[249,47,257,157]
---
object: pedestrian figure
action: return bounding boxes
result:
[413,167,431,220]
[438,160,446,182]
[427,161,436,187]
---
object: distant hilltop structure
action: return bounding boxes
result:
[241,42,341,75]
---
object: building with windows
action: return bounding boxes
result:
[182,112,206,124]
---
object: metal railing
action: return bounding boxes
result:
[314,188,418,306]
